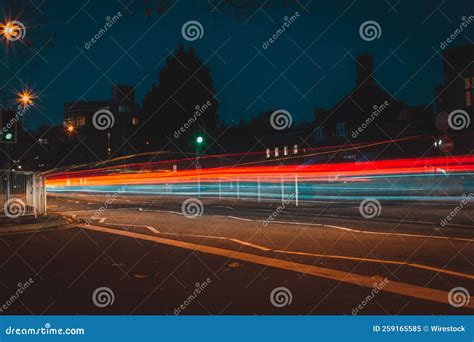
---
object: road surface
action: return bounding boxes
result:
[0,193,472,315]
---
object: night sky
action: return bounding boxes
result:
[1,0,472,131]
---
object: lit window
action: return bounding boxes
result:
[336,123,347,137]
[274,147,279,157]
[76,116,86,127]
[63,117,85,128]
[283,146,288,156]
[132,117,139,125]
[266,148,271,158]
[119,105,129,113]
[293,144,298,154]
[465,78,471,90]
[314,126,324,140]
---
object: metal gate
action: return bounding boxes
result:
[0,170,47,219]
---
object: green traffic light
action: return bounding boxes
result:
[196,136,203,144]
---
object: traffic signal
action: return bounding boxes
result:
[0,109,17,143]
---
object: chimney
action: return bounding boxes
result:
[356,54,374,86]
[112,84,135,102]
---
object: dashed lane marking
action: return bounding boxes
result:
[79,224,474,308]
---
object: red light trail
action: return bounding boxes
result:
[46,155,474,188]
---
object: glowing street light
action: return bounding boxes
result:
[0,20,26,42]
[17,90,34,106]
[196,136,204,144]
[67,125,75,133]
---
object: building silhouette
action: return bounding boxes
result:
[436,43,473,115]
[63,84,140,161]
[311,54,434,149]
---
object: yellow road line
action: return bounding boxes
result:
[159,231,271,252]
[159,231,472,279]
[101,222,161,234]
[79,224,474,309]
[274,250,474,280]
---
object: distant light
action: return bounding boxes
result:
[67,125,74,132]
[17,90,35,106]
[196,136,203,144]
[1,21,26,41]
[5,133,13,140]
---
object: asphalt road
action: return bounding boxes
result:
[0,193,472,315]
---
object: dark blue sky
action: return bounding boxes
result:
[1,0,472,130]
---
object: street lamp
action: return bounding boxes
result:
[196,136,204,144]
[0,20,26,42]
[17,90,34,107]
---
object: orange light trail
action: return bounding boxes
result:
[46,155,474,188]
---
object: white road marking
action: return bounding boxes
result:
[274,249,474,280]
[57,207,474,243]
[227,216,253,222]
[122,223,474,279]
[101,222,160,234]
[79,224,474,308]
[159,231,271,252]
[272,221,474,243]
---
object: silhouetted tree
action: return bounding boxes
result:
[140,45,219,152]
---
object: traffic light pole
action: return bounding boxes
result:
[0,146,11,202]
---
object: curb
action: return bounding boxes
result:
[0,214,75,235]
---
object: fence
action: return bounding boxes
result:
[0,170,47,219]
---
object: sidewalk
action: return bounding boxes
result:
[0,214,72,234]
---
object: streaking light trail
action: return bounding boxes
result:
[46,155,474,202]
